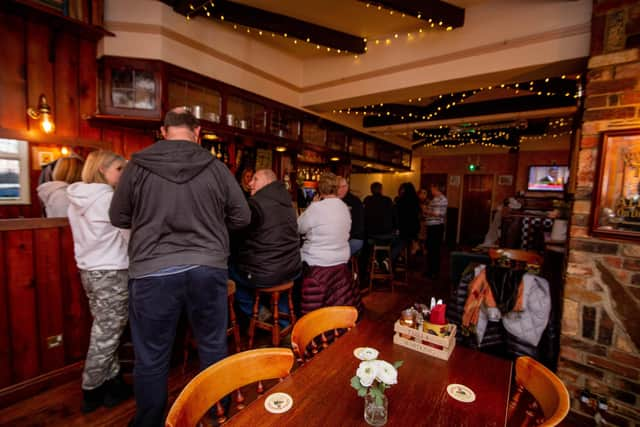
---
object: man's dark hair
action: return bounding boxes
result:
[163,109,200,130]
[371,182,382,194]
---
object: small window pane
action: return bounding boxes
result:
[0,139,19,154]
[0,159,21,199]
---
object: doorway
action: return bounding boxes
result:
[460,174,493,246]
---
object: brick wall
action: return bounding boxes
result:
[560,1,640,425]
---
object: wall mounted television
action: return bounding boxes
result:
[527,165,569,192]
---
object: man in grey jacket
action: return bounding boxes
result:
[110,108,250,427]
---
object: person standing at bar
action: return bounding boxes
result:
[110,108,250,427]
[425,183,448,279]
[67,150,130,413]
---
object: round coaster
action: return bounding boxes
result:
[264,392,293,414]
[353,347,379,360]
[446,384,476,403]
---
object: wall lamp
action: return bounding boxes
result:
[28,94,55,134]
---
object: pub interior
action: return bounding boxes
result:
[1,0,640,426]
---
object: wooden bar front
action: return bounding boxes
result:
[0,218,90,407]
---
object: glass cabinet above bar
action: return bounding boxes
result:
[168,79,221,123]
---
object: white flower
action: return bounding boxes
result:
[356,361,377,387]
[373,360,398,385]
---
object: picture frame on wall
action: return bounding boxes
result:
[498,175,513,186]
[591,128,640,241]
[38,151,54,168]
[449,175,461,186]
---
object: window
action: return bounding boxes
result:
[0,139,30,204]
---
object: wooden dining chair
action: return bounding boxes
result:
[166,348,294,427]
[291,306,358,363]
[489,248,543,266]
[507,356,570,427]
[489,248,543,274]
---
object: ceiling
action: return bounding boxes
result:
[162,0,586,151]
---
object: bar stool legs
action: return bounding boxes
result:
[393,246,409,287]
[368,244,394,293]
[350,254,361,291]
[248,281,296,348]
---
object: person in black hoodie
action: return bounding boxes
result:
[109,108,250,427]
[392,182,421,260]
[337,177,364,256]
[230,168,301,324]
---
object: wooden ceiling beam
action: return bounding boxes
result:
[358,0,465,28]
[166,0,367,53]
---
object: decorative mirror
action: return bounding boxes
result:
[592,128,640,240]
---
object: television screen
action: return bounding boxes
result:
[527,165,569,192]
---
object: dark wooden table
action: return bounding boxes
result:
[225,314,513,426]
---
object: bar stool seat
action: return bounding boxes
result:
[248,281,296,348]
[368,244,394,293]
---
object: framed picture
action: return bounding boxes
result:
[38,151,54,167]
[498,175,513,186]
[591,128,640,240]
[449,175,460,186]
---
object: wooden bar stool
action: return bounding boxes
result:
[368,244,394,293]
[248,281,296,348]
[182,279,241,372]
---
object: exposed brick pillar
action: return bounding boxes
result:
[560,1,640,425]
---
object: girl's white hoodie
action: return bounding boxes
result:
[67,182,129,271]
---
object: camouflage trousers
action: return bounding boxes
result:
[80,269,129,390]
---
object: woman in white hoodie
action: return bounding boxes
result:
[37,156,83,217]
[67,150,131,413]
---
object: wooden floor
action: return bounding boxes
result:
[0,250,581,426]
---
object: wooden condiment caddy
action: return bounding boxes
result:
[393,321,456,361]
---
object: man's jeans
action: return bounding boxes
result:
[129,266,228,427]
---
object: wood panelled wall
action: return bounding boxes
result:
[0,5,153,406]
[0,9,155,219]
[0,220,90,406]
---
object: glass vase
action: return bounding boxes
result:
[364,393,388,426]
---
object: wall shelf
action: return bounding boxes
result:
[4,0,114,41]
[84,114,161,129]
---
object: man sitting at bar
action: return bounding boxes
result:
[230,169,302,324]
[363,182,397,273]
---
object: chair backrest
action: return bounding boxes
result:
[291,306,358,362]
[489,248,543,268]
[514,356,569,426]
[166,348,294,427]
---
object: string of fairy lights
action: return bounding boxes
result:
[184,1,455,58]
[413,116,575,150]
[331,75,581,121]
